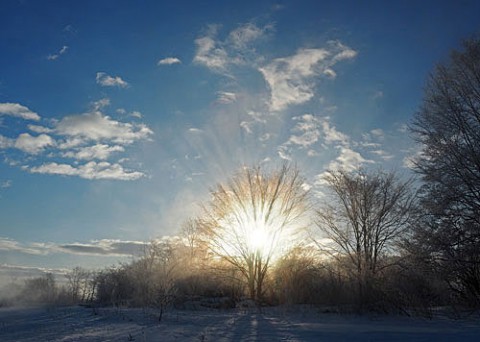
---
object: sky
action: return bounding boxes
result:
[0,0,479,282]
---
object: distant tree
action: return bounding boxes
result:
[180,218,202,260]
[21,273,57,305]
[148,240,178,321]
[273,245,318,305]
[95,267,134,307]
[198,164,311,303]
[410,37,480,306]
[315,169,417,306]
[131,240,178,321]
[65,267,91,304]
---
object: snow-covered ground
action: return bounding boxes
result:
[1,305,480,341]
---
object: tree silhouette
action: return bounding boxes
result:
[411,37,480,305]
[315,169,416,305]
[198,165,310,303]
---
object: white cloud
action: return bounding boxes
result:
[14,133,55,154]
[193,22,271,73]
[216,91,237,104]
[28,124,53,134]
[47,45,68,60]
[24,106,149,179]
[157,57,181,65]
[193,27,229,72]
[96,72,129,88]
[130,111,142,118]
[323,68,337,78]
[371,149,394,160]
[288,114,322,148]
[228,22,272,49]
[282,115,349,152]
[29,161,145,180]
[92,97,111,110]
[0,237,49,255]
[55,111,152,144]
[0,103,40,121]
[277,145,292,161]
[327,146,373,172]
[62,144,124,160]
[57,137,85,150]
[1,180,12,188]
[240,121,254,134]
[322,120,349,145]
[0,135,13,149]
[29,162,77,176]
[259,41,357,111]
[240,110,268,135]
[370,128,385,139]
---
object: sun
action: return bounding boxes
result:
[249,226,269,252]
[215,203,291,262]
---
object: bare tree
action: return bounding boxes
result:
[410,37,480,305]
[150,240,178,321]
[198,164,310,303]
[315,169,416,304]
[131,240,178,321]
[65,267,91,304]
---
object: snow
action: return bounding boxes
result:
[0,306,479,341]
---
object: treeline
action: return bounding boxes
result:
[0,234,450,317]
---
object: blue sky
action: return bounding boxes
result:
[1,0,479,280]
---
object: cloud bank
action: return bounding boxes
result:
[0,99,152,180]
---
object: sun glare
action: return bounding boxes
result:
[216,203,296,262]
[249,226,268,251]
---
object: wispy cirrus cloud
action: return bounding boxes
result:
[157,57,181,65]
[193,25,229,72]
[0,103,40,121]
[193,22,272,73]
[228,22,272,50]
[216,91,237,104]
[96,72,129,88]
[259,41,357,111]
[47,45,68,61]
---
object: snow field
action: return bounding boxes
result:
[1,306,480,341]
